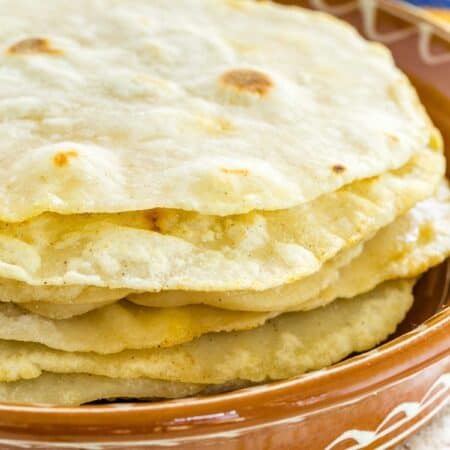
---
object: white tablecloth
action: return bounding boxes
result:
[396,402,450,449]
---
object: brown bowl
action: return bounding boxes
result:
[1,1,449,449]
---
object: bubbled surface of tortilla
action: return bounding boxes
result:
[0,0,434,220]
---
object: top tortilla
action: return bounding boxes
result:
[0,0,433,220]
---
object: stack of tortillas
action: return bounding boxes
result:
[0,0,448,406]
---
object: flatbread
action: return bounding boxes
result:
[0,303,274,354]
[130,183,450,311]
[0,148,443,293]
[0,280,414,384]
[0,374,253,406]
[302,183,450,310]
[0,0,433,220]
[19,182,449,322]
[126,244,362,311]
[0,279,128,306]
[10,180,450,324]
[18,243,362,319]
[17,180,447,329]
[0,373,205,406]
[18,300,114,320]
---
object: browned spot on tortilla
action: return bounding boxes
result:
[53,151,78,168]
[214,118,234,133]
[145,209,163,232]
[418,222,435,245]
[332,164,346,174]
[388,134,400,143]
[428,129,442,151]
[220,69,273,95]
[7,38,62,56]
[221,168,249,176]
[199,116,234,135]
[226,0,248,9]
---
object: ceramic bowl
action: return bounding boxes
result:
[1,1,449,449]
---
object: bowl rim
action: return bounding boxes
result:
[379,0,450,37]
[0,0,449,437]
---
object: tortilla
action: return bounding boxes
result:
[302,183,450,310]
[130,183,450,311]
[0,373,205,406]
[17,243,361,319]
[0,148,442,294]
[0,0,434,220]
[0,303,274,354]
[0,280,414,384]
[0,374,254,406]
[18,300,115,320]
[14,184,447,345]
[18,181,449,324]
[0,279,129,307]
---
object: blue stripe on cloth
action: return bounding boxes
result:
[406,0,450,6]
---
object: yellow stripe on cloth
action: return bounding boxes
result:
[426,9,450,28]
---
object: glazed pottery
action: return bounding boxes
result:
[0,1,449,449]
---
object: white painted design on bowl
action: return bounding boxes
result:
[325,373,450,450]
[308,0,450,67]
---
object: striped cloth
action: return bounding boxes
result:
[407,0,450,6]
